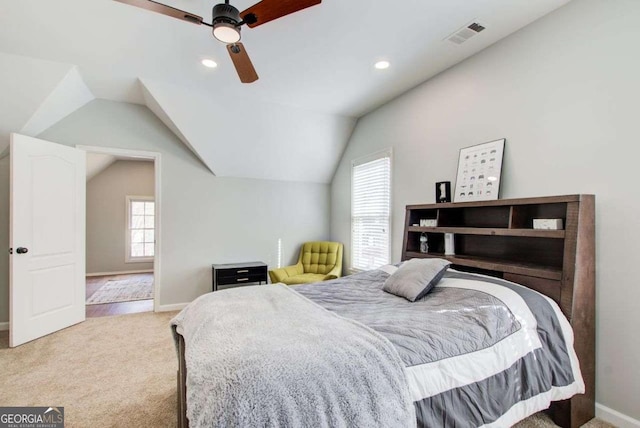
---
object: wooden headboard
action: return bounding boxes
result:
[401,195,595,428]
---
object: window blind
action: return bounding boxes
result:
[351,151,391,271]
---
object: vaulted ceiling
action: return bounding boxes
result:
[0,0,570,182]
[0,53,95,151]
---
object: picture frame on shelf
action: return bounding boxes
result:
[435,181,451,203]
[454,138,505,202]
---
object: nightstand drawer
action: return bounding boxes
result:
[216,272,267,286]
[217,266,266,279]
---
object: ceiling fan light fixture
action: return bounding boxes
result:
[213,22,241,43]
[211,3,242,44]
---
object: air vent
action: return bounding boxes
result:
[446,21,486,45]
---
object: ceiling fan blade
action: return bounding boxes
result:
[114,0,203,25]
[227,43,259,84]
[240,0,321,28]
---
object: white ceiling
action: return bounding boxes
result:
[140,77,355,181]
[86,153,117,181]
[86,154,153,181]
[0,0,571,182]
[0,53,94,150]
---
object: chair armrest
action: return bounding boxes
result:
[326,264,343,279]
[269,264,303,283]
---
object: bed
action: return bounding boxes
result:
[173,195,595,428]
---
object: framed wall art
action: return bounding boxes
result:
[454,139,505,202]
[435,181,451,203]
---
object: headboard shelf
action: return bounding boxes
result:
[402,194,595,428]
[406,194,583,210]
[405,251,563,280]
[406,226,566,239]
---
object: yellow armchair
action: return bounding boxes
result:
[269,241,343,285]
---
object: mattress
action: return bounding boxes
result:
[295,267,584,427]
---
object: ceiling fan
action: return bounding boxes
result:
[114,0,322,83]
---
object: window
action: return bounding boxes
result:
[126,196,155,263]
[351,149,391,272]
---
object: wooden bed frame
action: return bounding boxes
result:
[176,194,595,428]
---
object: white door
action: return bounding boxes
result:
[10,133,86,347]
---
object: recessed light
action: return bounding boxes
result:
[374,60,390,70]
[201,59,218,68]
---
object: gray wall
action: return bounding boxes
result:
[331,0,640,421]
[86,160,155,274]
[0,99,330,320]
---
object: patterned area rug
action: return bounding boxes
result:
[86,277,154,305]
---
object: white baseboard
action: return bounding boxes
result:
[0,322,8,332]
[597,403,640,428]
[157,303,189,312]
[86,269,154,277]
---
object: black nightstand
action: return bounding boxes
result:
[211,262,268,291]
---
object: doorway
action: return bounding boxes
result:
[78,146,162,318]
[85,272,154,317]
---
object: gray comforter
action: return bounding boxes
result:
[296,269,583,427]
[171,283,415,428]
[296,269,520,367]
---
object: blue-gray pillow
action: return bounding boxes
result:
[382,258,451,302]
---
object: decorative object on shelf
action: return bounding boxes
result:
[419,233,429,253]
[436,181,452,203]
[444,233,456,255]
[420,219,438,227]
[454,138,505,202]
[533,219,564,230]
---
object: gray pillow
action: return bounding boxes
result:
[382,258,451,302]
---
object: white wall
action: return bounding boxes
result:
[0,99,330,321]
[86,160,155,274]
[331,0,640,422]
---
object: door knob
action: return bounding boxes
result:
[16,247,28,254]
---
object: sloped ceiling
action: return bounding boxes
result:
[0,0,572,182]
[140,78,355,182]
[21,67,95,138]
[86,153,117,181]
[0,52,94,152]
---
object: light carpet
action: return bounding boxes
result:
[86,277,154,305]
[0,312,614,428]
